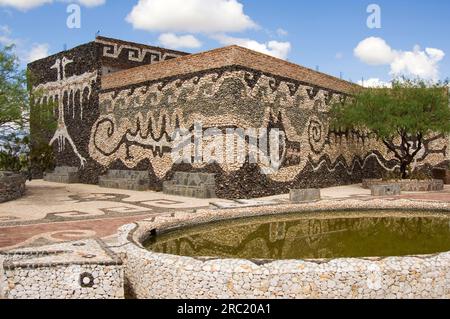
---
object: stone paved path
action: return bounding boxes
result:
[0,180,211,250]
[1,180,450,250]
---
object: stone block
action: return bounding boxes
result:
[163,172,216,198]
[98,170,150,191]
[0,171,26,203]
[370,184,401,196]
[364,179,444,192]
[44,166,80,184]
[362,179,382,189]
[289,189,321,203]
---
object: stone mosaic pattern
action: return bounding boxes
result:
[28,37,188,183]
[116,201,450,299]
[3,194,450,299]
[30,41,449,198]
[0,239,123,299]
[94,65,447,198]
[0,180,210,250]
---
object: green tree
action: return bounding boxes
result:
[0,45,56,174]
[330,79,450,179]
[0,45,28,130]
[0,133,29,172]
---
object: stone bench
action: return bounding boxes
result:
[370,184,401,196]
[0,171,26,203]
[163,172,216,199]
[44,166,80,184]
[290,189,321,203]
[99,170,150,191]
[363,179,444,192]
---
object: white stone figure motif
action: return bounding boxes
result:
[35,57,98,168]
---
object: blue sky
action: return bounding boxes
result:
[0,0,448,86]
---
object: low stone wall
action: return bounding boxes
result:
[363,179,444,192]
[0,239,124,299]
[163,172,216,199]
[0,171,26,203]
[99,170,150,191]
[290,189,321,202]
[44,166,80,184]
[116,201,450,299]
[371,184,401,196]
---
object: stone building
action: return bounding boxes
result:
[28,36,448,199]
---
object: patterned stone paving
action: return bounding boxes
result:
[2,181,450,250]
[0,180,211,250]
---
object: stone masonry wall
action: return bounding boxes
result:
[95,64,447,198]
[123,243,450,299]
[0,172,26,203]
[116,202,450,299]
[30,42,448,198]
[0,239,124,299]
[28,37,187,184]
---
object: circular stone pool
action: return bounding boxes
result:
[117,202,450,299]
[144,211,450,260]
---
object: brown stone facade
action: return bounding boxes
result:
[29,38,448,199]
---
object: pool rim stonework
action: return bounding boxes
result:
[115,199,450,299]
[143,210,450,261]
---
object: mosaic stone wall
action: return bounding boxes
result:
[30,40,448,198]
[0,239,124,299]
[28,37,187,184]
[94,66,447,198]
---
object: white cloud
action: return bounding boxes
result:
[390,46,445,80]
[0,24,18,46]
[354,37,446,81]
[357,78,392,88]
[75,0,105,7]
[0,0,51,10]
[0,25,49,64]
[126,0,257,33]
[0,0,105,11]
[335,52,343,60]
[354,37,395,65]
[0,25,11,34]
[27,43,49,62]
[276,28,288,37]
[158,33,202,49]
[214,34,291,60]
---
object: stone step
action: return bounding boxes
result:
[54,166,79,174]
[105,170,149,180]
[163,172,216,198]
[44,167,80,184]
[98,170,150,191]
[163,183,215,199]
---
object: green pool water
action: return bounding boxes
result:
[144,211,450,260]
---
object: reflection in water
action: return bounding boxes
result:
[144,212,450,260]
